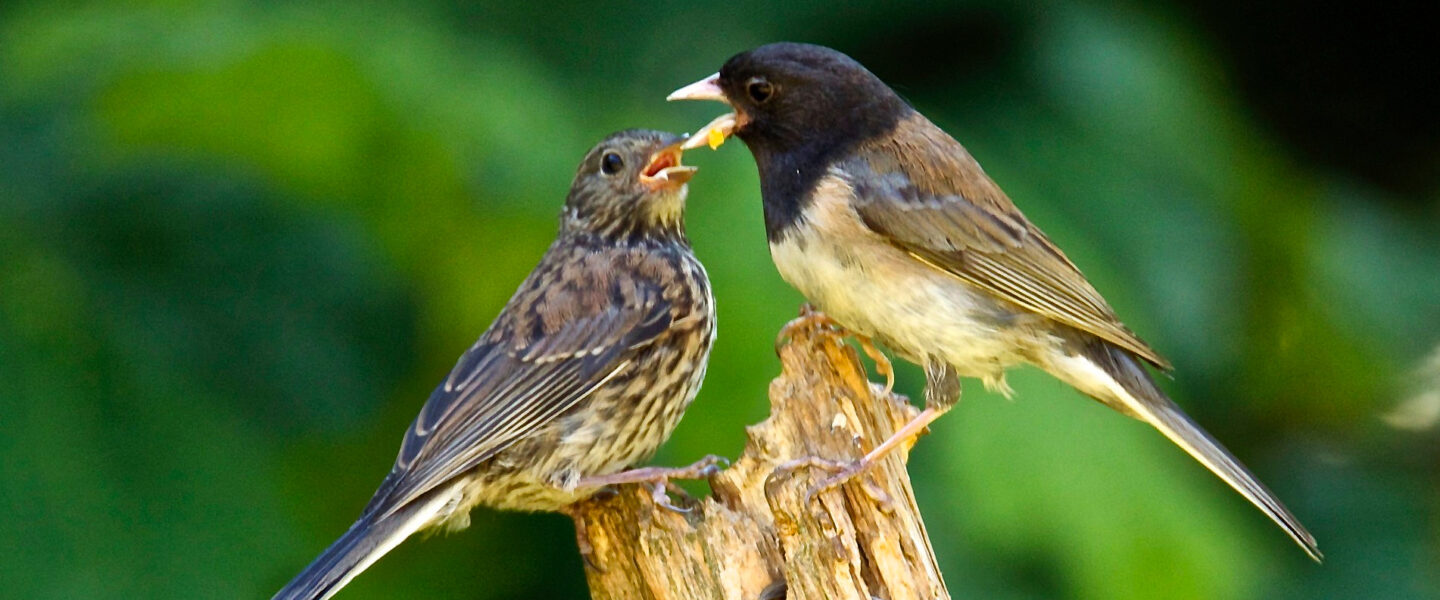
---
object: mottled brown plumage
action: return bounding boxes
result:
[274,130,715,600]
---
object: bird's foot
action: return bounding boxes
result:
[775,305,894,395]
[854,334,895,395]
[775,303,841,351]
[564,505,603,572]
[576,455,728,513]
[773,456,893,507]
[781,406,946,505]
[807,459,894,508]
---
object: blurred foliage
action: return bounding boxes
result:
[2,1,1437,599]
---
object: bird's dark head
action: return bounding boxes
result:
[670,43,910,240]
[562,129,697,244]
[670,43,908,160]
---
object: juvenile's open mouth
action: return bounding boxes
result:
[640,144,697,189]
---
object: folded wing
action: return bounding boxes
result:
[365,282,673,519]
[848,126,1170,369]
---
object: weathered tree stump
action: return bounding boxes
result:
[571,317,950,600]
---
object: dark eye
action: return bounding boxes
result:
[600,151,624,175]
[746,76,774,103]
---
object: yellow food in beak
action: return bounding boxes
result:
[680,113,738,151]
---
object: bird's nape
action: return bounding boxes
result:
[669,41,1322,561]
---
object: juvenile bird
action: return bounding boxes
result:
[274,130,718,599]
[670,42,1320,561]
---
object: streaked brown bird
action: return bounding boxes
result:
[670,42,1320,561]
[273,130,718,599]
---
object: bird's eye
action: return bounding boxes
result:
[600,151,624,175]
[746,77,774,104]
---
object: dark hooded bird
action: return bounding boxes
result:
[670,42,1320,561]
[274,130,718,599]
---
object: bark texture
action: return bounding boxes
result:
[571,316,950,600]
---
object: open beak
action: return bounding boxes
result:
[669,73,740,151]
[640,142,697,191]
[680,112,738,151]
[667,72,726,102]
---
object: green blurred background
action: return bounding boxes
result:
[2,1,1437,598]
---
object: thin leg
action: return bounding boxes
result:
[574,454,728,513]
[564,505,601,572]
[802,407,945,500]
[575,454,727,487]
[856,406,944,466]
[805,359,959,499]
[854,334,895,395]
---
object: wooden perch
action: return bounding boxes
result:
[570,317,951,600]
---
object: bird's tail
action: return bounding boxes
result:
[273,489,455,600]
[1047,338,1322,562]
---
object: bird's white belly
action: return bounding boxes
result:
[770,230,1033,379]
[767,173,1046,384]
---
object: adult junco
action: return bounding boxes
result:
[274,130,720,599]
[670,42,1319,561]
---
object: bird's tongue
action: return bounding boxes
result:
[641,145,697,187]
[643,150,677,178]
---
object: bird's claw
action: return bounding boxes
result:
[775,304,841,351]
[578,454,729,513]
[804,460,865,504]
[773,455,849,479]
[774,455,893,507]
[650,480,695,513]
[671,453,729,479]
[806,463,894,507]
[854,334,895,396]
[648,454,729,512]
[576,454,727,489]
[774,305,894,395]
[565,506,605,572]
[577,537,602,572]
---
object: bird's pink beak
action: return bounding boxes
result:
[668,73,740,151]
[667,72,726,103]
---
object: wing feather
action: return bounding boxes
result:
[850,118,1170,369]
[364,284,673,518]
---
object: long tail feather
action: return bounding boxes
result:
[273,489,454,600]
[1050,340,1322,562]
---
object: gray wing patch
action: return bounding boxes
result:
[850,159,1170,370]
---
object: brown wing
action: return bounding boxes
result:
[850,114,1170,369]
[363,255,673,519]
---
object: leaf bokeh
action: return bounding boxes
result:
[2,2,1437,599]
